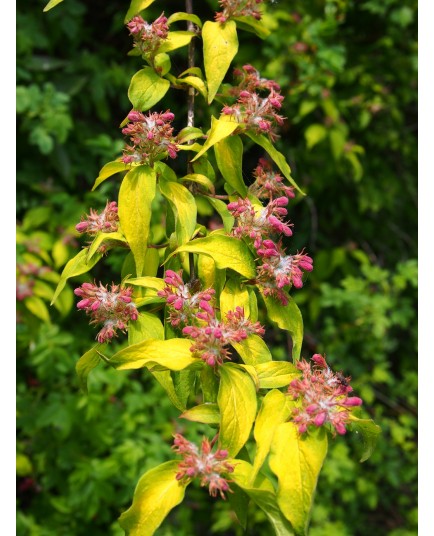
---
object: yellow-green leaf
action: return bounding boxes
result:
[305,124,327,149]
[76,344,106,394]
[203,196,234,233]
[218,363,257,457]
[251,390,293,482]
[43,0,63,12]
[118,165,157,277]
[168,234,256,279]
[180,173,215,193]
[231,460,295,536]
[92,160,129,191]
[51,249,103,305]
[348,416,382,462]
[233,16,271,39]
[255,361,299,389]
[126,276,165,292]
[24,296,50,323]
[232,335,272,366]
[203,20,238,103]
[192,116,239,162]
[119,460,188,536]
[167,12,202,28]
[87,232,127,262]
[152,370,186,412]
[159,178,197,246]
[158,31,196,53]
[52,239,70,269]
[128,67,170,111]
[220,278,250,318]
[124,0,156,22]
[180,403,220,424]
[214,135,248,196]
[109,338,200,371]
[128,312,164,346]
[245,132,304,195]
[269,423,328,536]
[263,293,303,362]
[175,76,208,100]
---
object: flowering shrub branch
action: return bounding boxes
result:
[47,0,380,534]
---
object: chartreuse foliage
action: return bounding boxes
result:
[45,1,379,535]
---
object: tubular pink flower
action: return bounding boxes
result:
[215,0,264,22]
[157,270,216,328]
[74,282,138,343]
[228,197,293,248]
[126,13,169,57]
[181,306,265,367]
[75,201,119,236]
[249,158,295,199]
[173,434,234,499]
[288,354,363,436]
[222,66,285,141]
[121,110,178,166]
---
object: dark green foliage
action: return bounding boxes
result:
[16,0,417,534]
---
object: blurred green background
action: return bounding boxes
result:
[16,0,417,534]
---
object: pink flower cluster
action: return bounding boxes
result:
[226,165,313,303]
[74,282,138,343]
[126,13,169,57]
[227,196,293,248]
[157,270,216,328]
[121,110,178,166]
[158,270,264,366]
[75,201,119,236]
[288,354,363,435]
[215,0,264,23]
[249,158,295,200]
[16,263,51,301]
[222,65,285,140]
[173,434,234,499]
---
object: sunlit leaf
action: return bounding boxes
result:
[214,135,248,196]
[269,423,328,535]
[180,403,220,424]
[51,249,103,305]
[251,390,293,482]
[192,116,239,162]
[159,178,197,245]
[124,0,156,23]
[118,165,157,277]
[255,361,299,389]
[92,160,129,191]
[76,344,106,394]
[168,234,256,279]
[218,363,257,457]
[119,461,188,535]
[109,338,201,371]
[263,293,303,362]
[128,67,170,111]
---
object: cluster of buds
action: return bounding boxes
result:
[288,354,363,435]
[126,13,169,57]
[173,434,234,499]
[227,158,313,303]
[215,0,264,23]
[74,282,138,343]
[75,201,119,236]
[222,65,285,140]
[121,110,178,166]
[157,270,216,328]
[183,305,264,366]
[16,263,51,301]
[227,196,293,249]
[158,270,264,366]
[256,242,313,304]
[249,158,295,200]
